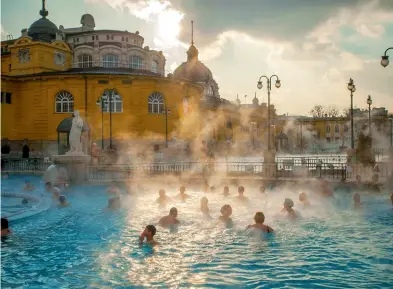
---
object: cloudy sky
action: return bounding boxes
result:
[1,0,392,115]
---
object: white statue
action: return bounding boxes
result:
[67,110,84,154]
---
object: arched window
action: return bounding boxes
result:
[207,86,214,96]
[148,92,164,114]
[326,125,331,133]
[151,60,158,73]
[55,91,74,113]
[129,55,144,69]
[344,124,349,132]
[78,54,92,68]
[335,124,340,133]
[102,54,119,68]
[100,90,123,112]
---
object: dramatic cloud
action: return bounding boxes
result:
[84,0,393,114]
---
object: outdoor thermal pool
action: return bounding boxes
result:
[1,174,393,288]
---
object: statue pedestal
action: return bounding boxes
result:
[52,154,90,184]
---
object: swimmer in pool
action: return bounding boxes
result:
[58,195,70,208]
[175,186,191,202]
[24,179,35,192]
[353,193,362,209]
[218,204,233,226]
[106,181,121,195]
[52,187,61,200]
[247,212,274,233]
[159,207,179,227]
[156,189,172,206]
[260,185,267,197]
[223,186,231,197]
[200,197,212,218]
[106,196,121,210]
[139,225,158,246]
[299,192,311,208]
[282,198,298,220]
[45,182,52,193]
[236,186,249,202]
[22,198,29,205]
[1,218,11,237]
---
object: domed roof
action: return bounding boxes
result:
[173,60,213,83]
[27,4,58,42]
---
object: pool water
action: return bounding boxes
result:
[2,175,393,288]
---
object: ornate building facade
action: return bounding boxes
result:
[1,2,203,156]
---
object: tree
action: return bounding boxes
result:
[310,105,324,118]
[326,106,340,117]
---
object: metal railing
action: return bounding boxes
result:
[87,161,350,180]
[1,158,50,173]
[2,157,391,182]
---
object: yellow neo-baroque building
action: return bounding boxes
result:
[1,3,205,155]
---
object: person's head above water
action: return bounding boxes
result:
[200,197,208,207]
[45,182,51,190]
[220,204,232,217]
[22,198,29,205]
[179,186,185,194]
[159,189,166,197]
[238,186,245,194]
[169,207,178,217]
[145,224,157,238]
[353,193,361,204]
[53,187,61,196]
[299,192,307,202]
[283,198,294,209]
[1,218,9,230]
[59,195,67,204]
[254,212,265,224]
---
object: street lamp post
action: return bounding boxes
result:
[347,78,356,149]
[257,75,281,151]
[380,47,393,67]
[96,89,115,150]
[389,117,393,147]
[300,120,303,153]
[366,95,372,139]
[109,89,113,150]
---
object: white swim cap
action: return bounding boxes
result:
[284,198,294,208]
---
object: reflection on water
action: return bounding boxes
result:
[1,175,393,288]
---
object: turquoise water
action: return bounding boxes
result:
[1,175,393,288]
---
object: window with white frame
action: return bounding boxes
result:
[148,92,164,114]
[78,54,92,68]
[151,60,158,73]
[207,86,214,96]
[102,54,119,68]
[100,90,123,112]
[326,125,331,133]
[129,55,144,69]
[55,91,74,113]
[335,124,340,133]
